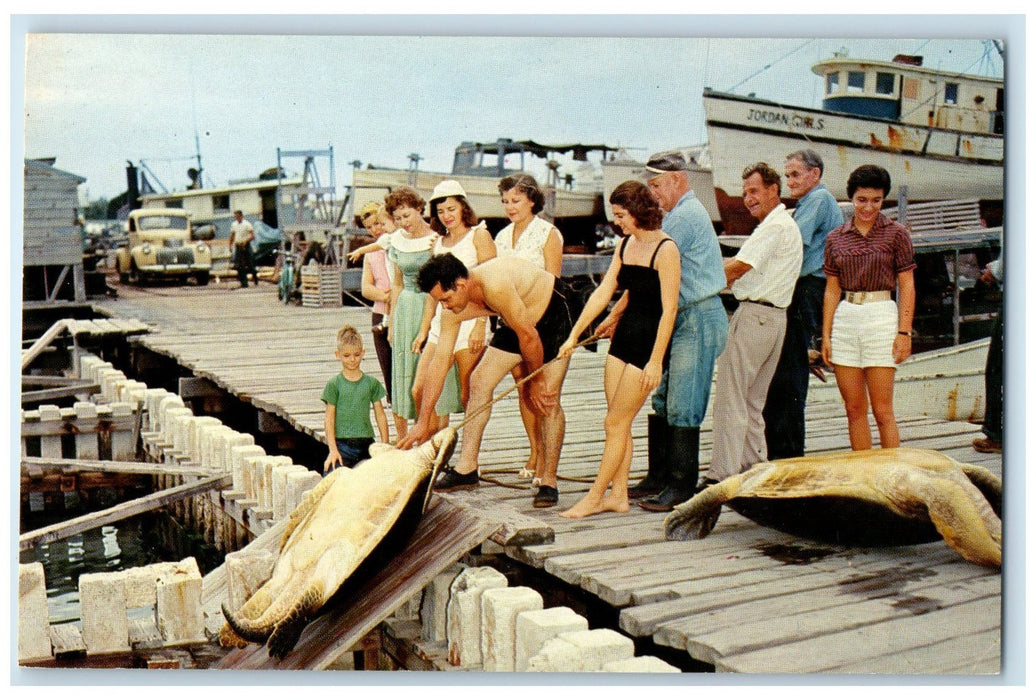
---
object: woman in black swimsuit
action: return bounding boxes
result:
[557,180,680,518]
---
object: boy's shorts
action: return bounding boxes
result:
[334,437,375,468]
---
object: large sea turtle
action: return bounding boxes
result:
[664,447,1002,568]
[220,427,456,658]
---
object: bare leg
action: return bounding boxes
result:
[535,354,571,489]
[454,347,485,410]
[562,356,649,518]
[865,366,900,447]
[513,366,542,481]
[834,364,872,450]
[410,340,437,412]
[454,347,521,475]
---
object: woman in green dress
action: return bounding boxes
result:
[385,187,458,426]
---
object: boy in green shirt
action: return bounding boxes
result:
[322,325,389,472]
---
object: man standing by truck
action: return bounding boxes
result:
[228,210,257,288]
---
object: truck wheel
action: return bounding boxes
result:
[119,269,130,284]
[195,271,210,286]
[129,261,141,285]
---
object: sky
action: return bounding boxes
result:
[15,17,1008,206]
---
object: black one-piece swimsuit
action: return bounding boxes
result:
[607,236,673,370]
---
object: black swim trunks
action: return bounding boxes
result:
[489,277,573,362]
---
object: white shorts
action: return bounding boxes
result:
[830,299,898,368]
[428,308,487,354]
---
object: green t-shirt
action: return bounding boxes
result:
[321,372,386,439]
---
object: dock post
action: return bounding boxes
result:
[79,571,131,654]
[18,562,53,663]
[514,607,588,671]
[37,405,64,459]
[446,566,508,668]
[421,563,464,644]
[155,558,206,645]
[481,586,543,672]
[72,401,100,459]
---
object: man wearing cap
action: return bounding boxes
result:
[702,163,802,487]
[762,149,846,460]
[611,151,727,512]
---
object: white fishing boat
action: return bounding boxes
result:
[704,51,1004,235]
[808,337,990,423]
[604,48,1004,236]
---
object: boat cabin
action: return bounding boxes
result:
[812,54,1003,135]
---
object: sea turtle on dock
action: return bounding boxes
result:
[220,427,456,658]
[664,447,1002,568]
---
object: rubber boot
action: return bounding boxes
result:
[639,426,700,512]
[628,414,668,499]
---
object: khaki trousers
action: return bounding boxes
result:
[707,302,787,481]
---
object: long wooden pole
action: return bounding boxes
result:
[21,457,214,478]
[19,474,231,552]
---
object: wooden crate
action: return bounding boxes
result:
[299,265,342,308]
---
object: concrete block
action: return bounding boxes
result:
[421,564,464,644]
[121,379,149,406]
[79,571,131,654]
[156,395,185,435]
[391,592,424,622]
[221,432,255,474]
[145,389,171,432]
[272,464,309,521]
[254,456,293,509]
[446,566,508,668]
[230,445,266,493]
[78,355,104,381]
[602,656,681,673]
[37,404,64,459]
[18,562,52,662]
[155,558,205,643]
[526,628,634,672]
[109,402,136,460]
[73,401,99,460]
[122,561,182,608]
[162,407,193,446]
[186,416,222,463]
[224,549,277,612]
[515,606,589,671]
[481,586,543,672]
[285,469,323,512]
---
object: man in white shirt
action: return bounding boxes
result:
[228,210,257,288]
[703,163,803,486]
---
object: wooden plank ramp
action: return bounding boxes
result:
[95,283,1004,674]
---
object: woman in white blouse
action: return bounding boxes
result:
[494,174,564,486]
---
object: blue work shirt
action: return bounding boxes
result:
[792,183,845,278]
[662,190,726,307]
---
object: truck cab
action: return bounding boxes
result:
[115,208,212,285]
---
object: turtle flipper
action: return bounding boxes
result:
[665,480,734,540]
[961,462,1003,517]
[923,478,1002,568]
[266,583,324,659]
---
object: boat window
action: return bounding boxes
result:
[876,72,896,95]
[826,72,839,94]
[847,71,865,93]
[212,194,230,211]
[944,83,959,105]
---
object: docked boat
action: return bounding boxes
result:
[601,145,720,223]
[808,337,990,423]
[604,49,1004,236]
[704,51,1004,235]
[351,139,617,250]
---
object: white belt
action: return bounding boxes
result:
[843,290,891,304]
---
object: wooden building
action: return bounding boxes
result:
[23,158,87,303]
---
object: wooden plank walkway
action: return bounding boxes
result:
[94,282,1003,674]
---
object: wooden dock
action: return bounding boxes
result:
[91,280,1003,674]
